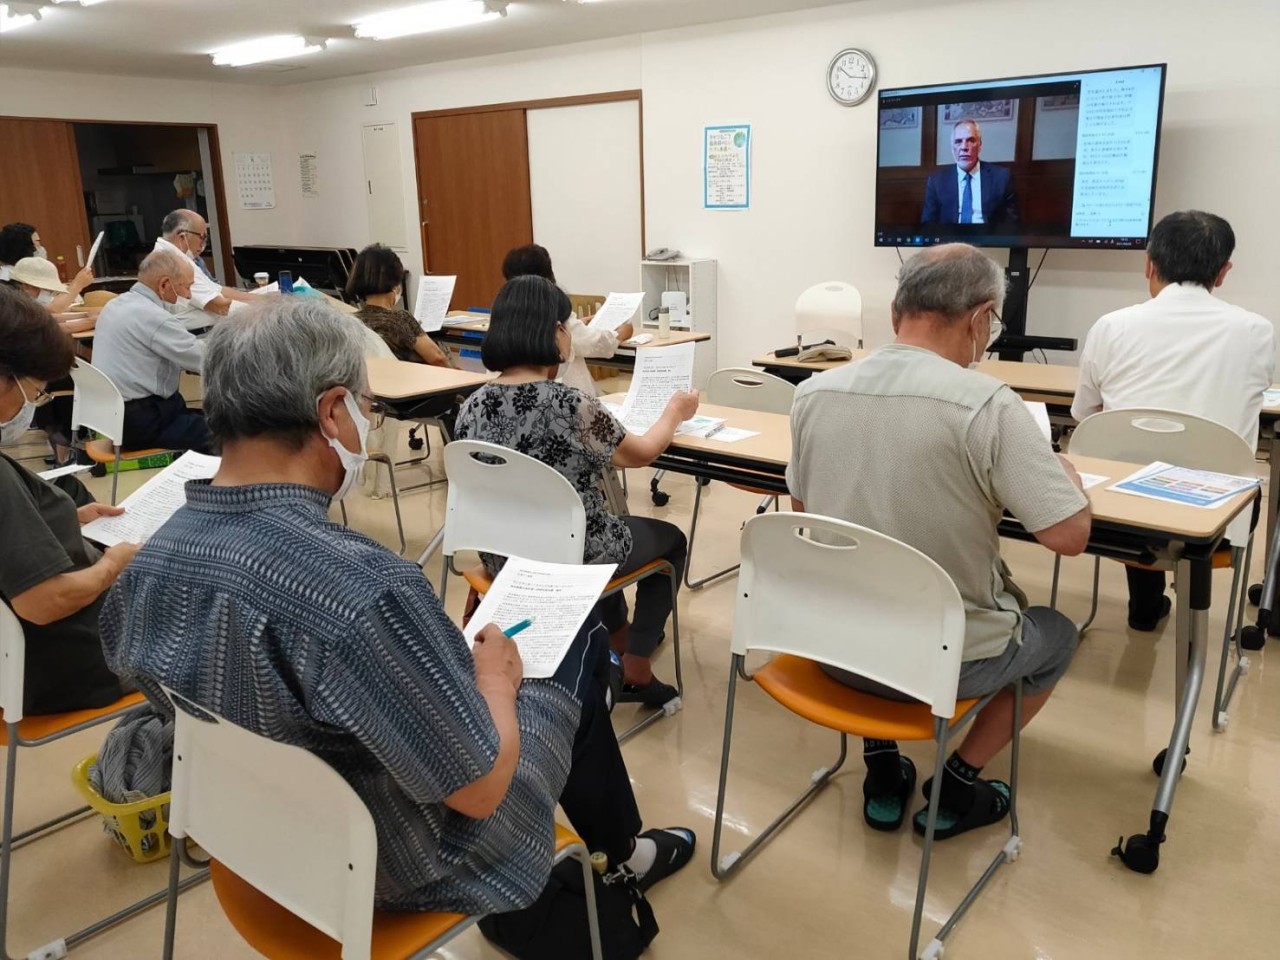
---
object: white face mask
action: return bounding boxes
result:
[35,289,55,306]
[0,380,37,445]
[967,309,986,369]
[33,245,47,260]
[319,390,370,501]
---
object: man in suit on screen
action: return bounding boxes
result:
[922,120,1019,225]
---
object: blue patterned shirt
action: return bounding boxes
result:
[99,481,579,914]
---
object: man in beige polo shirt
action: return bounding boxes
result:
[787,243,1092,839]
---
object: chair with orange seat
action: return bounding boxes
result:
[711,513,1024,960]
[158,687,602,960]
[683,367,794,589]
[440,440,684,744]
[1059,409,1259,731]
[69,360,172,505]
[0,601,184,958]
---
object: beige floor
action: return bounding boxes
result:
[5,421,1278,960]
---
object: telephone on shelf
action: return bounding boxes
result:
[646,247,681,261]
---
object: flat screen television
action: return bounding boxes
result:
[874,63,1167,251]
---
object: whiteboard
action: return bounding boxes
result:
[526,100,642,297]
[362,122,408,250]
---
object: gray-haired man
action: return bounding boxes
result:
[787,243,1091,839]
[154,209,255,318]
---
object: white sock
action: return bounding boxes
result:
[623,837,657,877]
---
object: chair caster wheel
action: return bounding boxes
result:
[1152,747,1188,777]
[1111,833,1161,874]
[1240,625,1266,651]
[90,463,107,478]
[651,490,670,507]
[1248,583,1262,607]
[408,437,425,452]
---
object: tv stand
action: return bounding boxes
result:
[992,246,1077,361]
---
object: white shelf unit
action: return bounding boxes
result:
[640,258,717,386]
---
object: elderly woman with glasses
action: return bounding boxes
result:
[0,286,136,714]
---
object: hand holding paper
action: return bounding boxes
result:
[587,292,644,334]
[618,342,696,434]
[462,558,617,679]
[81,452,221,546]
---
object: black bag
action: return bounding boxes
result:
[478,860,659,960]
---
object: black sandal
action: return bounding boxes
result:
[619,676,678,708]
[863,755,916,832]
[634,827,696,892]
[912,777,1011,840]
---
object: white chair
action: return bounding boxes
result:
[69,360,172,505]
[711,513,1022,960]
[441,440,684,743]
[158,686,601,960]
[684,368,794,589]
[1061,409,1259,730]
[711,514,1018,960]
[0,602,178,958]
[794,281,863,348]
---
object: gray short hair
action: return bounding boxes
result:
[160,209,198,237]
[892,244,1006,323]
[138,248,190,281]
[203,296,368,449]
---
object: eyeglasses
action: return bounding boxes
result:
[13,377,53,408]
[179,229,208,244]
[986,314,1005,351]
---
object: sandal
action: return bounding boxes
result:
[619,676,678,708]
[911,778,1011,840]
[863,755,916,832]
[634,827,696,892]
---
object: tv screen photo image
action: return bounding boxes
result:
[874,64,1166,250]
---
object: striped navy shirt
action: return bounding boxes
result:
[99,481,579,914]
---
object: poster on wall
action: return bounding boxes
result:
[299,153,319,198]
[234,152,276,210]
[704,124,751,210]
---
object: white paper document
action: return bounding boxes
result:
[86,231,105,268]
[1078,473,1109,491]
[1023,401,1052,442]
[81,452,221,546]
[38,463,93,481]
[618,342,695,435]
[1109,461,1258,509]
[413,276,457,333]
[463,558,618,679]
[1263,388,1280,408]
[588,292,644,334]
[704,426,759,443]
[675,415,726,438]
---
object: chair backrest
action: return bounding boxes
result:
[162,687,379,960]
[81,290,119,310]
[568,293,605,321]
[358,324,395,360]
[443,440,586,564]
[794,281,863,347]
[1070,408,1255,475]
[0,602,27,725]
[735,512,967,719]
[69,360,126,447]
[705,367,796,415]
[1071,408,1258,544]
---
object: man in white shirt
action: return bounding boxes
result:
[92,249,211,453]
[1073,210,1275,630]
[153,209,254,318]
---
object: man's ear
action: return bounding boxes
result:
[1215,261,1232,289]
[1143,257,1155,281]
[316,386,347,441]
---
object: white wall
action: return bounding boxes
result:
[4,0,1278,368]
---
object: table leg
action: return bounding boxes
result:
[1270,432,1279,561]
[1112,554,1211,874]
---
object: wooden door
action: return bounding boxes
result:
[413,110,533,311]
[0,118,91,271]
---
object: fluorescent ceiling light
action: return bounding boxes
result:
[53,0,113,6]
[0,4,41,32]
[353,1,507,41]
[211,34,326,68]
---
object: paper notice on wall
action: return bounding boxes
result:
[299,153,319,198]
[413,276,457,332]
[234,152,276,210]
[704,124,751,209]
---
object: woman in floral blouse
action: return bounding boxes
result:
[455,276,697,708]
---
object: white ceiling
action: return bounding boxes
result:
[0,0,846,85]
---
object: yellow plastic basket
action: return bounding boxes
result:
[70,754,172,864]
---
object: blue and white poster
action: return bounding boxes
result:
[704,124,751,210]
